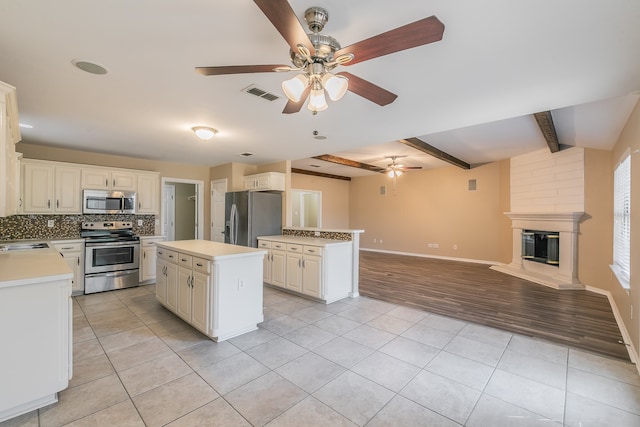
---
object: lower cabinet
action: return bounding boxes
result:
[52,240,84,295]
[140,236,163,284]
[258,238,352,303]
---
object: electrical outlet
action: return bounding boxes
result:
[314,231,320,237]
[433,243,439,249]
[428,243,433,248]
[379,239,383,244]
[238,279,245,290]
[47,219,55,228]
[137,219,143,226]
[155,219,160,225]
[453,244,458,250]
[373,238,377,243]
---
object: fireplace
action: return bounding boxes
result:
[522,230,559,266]
[491,212,585,290]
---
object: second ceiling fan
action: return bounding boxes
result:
[196,0,445,114]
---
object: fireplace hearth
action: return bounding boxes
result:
[491,212,585,290]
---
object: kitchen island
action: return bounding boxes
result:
[155,240,266,342]
[0,244,73,422]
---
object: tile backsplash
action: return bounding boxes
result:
[282,228,352,241]
[0,214,156,240]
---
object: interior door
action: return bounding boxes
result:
[163,185,175,241]
[210,179,227,242]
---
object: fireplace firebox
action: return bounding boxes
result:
[522,230,559,266]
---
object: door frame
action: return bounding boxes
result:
[163,184,176,241]
[210,178,227,242]
[161,177,204,240]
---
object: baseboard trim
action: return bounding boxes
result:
[584,285,639,371]
[359,248,500,266]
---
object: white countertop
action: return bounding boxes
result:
[258,235,353,247]
[157,240,266,260]
[0,247,73,289]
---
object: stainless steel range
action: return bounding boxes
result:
[81,221,140,294]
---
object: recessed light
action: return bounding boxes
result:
[72,59,108,75]
[19,123,33,129]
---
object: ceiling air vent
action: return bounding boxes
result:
[243,85,280,102]
[239,152,254,157]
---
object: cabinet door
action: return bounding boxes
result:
[190,271,210,334]
[81,168,110,190]
[155,258,167,304]
[285,252,303,292]
[262,250,272,283]
[54,166,81,213]
[165,262,179,312]
[23,162,54,213]
[61,252,83,294]
[140,246,157,282]
[271,249,286,288]
[176,266,192,321]
[137,173,159,214]
[302,255,322,298]
[243,176,257,191]
[111,171,137,191]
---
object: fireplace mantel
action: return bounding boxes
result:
[491,212,585,290]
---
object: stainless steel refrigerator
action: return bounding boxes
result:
[224,191,282,247]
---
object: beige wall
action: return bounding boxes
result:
[609,99,640,357]
[349,160,511,263]
[291,173,350,229]
[18,143,212,239]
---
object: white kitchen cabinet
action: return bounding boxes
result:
[140,236,163,283]
[257,236,353,303]
[52,240,85,295]
[259,240,286,288]
[81,167,137,191]
[22,160,81,214]
[0,81,21,218]
[155,240,264,342]
[243,172,285,191]
[137,172,160,214]
[155,251,167,304]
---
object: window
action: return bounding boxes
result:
[612,151,631,289]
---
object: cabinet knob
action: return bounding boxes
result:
[47,200,51,208]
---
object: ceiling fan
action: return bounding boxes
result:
[195,0,444,114]
[384,156,422,177]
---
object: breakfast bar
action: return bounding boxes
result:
[154,240,266,342]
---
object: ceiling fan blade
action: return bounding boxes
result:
[282,85,311,114]
[335,15,444,66]
[403,166,423,170]
[337,72,397,106]
[195,65,288,76]
[253,0,315,55]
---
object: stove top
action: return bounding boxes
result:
[81,221,139,242]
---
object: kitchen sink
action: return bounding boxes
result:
[0,242,50,252]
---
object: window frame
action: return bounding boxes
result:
[610,149,631,290]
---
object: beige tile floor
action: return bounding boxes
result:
[2,284,640,426]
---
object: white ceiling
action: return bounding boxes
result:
[1,1,639,178]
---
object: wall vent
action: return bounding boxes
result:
[380,185,387,196]
[239,152,254,157]
[243,85,280,102]
[468,179,477,191]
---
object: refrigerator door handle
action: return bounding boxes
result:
[230,204,236,245]
[232,203,239,245]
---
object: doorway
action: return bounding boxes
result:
[291,189,322,228]
[161,177,204,241]
[210,179,227,242]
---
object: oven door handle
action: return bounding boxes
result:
[87,269,139,278]
[86,241,140,248]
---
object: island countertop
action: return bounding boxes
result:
[0,246,72,289]
[156,240,267,260]
[257,235,352,247]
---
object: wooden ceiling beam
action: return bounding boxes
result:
[291,167,351,181]
[311,154,386,173]
[398,137,470,170]
[533,111,560,153]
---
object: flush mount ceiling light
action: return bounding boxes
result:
[71,59,108,75]
[192,126,217,140]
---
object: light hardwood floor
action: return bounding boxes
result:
[358,250,629,361]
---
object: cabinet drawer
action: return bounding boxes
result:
[287,244,302,252]
[258,240,271,249]
[193,257,211,274]
[178,253,193,267]
[272,242,286,251]
[303,246,323,256]
[53,242,83,252]
[165,250,178,262]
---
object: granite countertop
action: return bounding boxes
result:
[258,235,353,247]
[157,240,266,260]
[0,245,73,289]
[282,227,364,234]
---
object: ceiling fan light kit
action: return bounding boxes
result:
[195,1,444,114]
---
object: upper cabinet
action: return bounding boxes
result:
[82,168,137,191]
[137,171,160,214]
[244,172,285,192]
[0,81,21,217]
[22,160,82,214]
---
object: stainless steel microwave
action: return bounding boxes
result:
[82,190,136,214]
